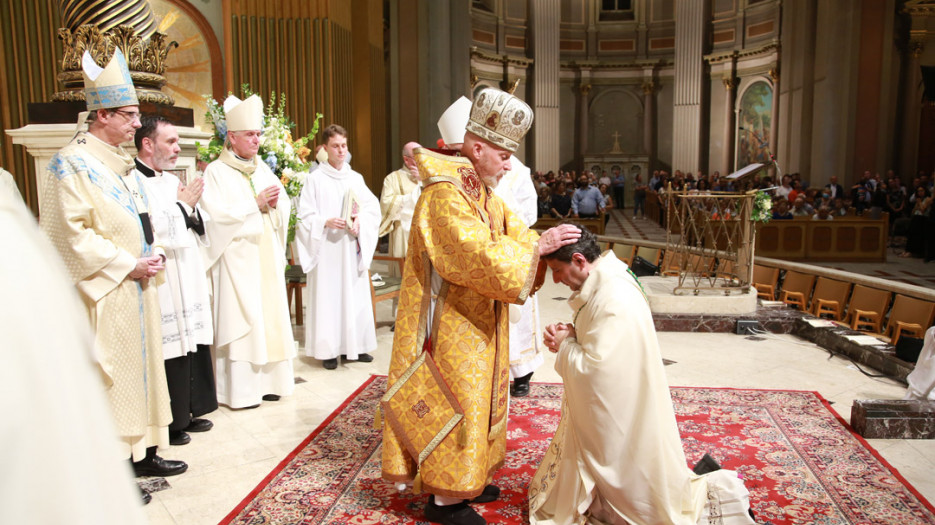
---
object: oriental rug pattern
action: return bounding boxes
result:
[220,376,935,525]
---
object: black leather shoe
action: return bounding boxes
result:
[262,394,281,401]
[185,418,213,433]
[469,484,500,503]
[351,353,374,363]
[133,455,188,477]
[323,358,338,370]
[169,430,191,446]
[510,372,533,398]
[424,497,485,525]
[141,487,151,505]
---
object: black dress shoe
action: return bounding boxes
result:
[469,484,500,503]
[169,430,191,446]
[510,372,533,398]
[133,455,188,477]
[692,453,722,475]
[141,487,151,505]
[262,394,281,401]
[185,418,213,433]
[350,353,374,363]
[323,358,338,370]
[424,496,485,525]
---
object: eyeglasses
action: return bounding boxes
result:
[113,109,142,122]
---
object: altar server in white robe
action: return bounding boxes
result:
[437,95,544,397]
[40,50,184,483]
[2,175,147,522]
[201,94,296,408]
[532,225,755,525]
[905,326,935,401]
[295,124,380,370]
[135,116,218,445]
[378,141,422,271]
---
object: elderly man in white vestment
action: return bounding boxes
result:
[378,141,421,271]
[201,94,296,408]
[39,49,185,487]
[135,116,218,445]
[295,124,380,370]
[530,225,755,525]
[437,96,544,397]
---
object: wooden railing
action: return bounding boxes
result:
[754,214,889,262]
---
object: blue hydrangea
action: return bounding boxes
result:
[265,153,278,171]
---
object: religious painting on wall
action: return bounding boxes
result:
[736,80,773,170]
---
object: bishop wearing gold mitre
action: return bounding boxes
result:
[380,88,581,525]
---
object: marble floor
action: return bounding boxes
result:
[142,263,935,524]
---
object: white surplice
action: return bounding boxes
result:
[494,157,544,379]
[295,161,380,360]
[905,326,935,400]
[529,252,754,525]
[201,149,296,408]
[378,167,421,264]
[137,164,213,359]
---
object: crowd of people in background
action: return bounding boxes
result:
[528,165,935,262]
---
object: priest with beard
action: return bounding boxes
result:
[200,94,296,409]
[295,124,381,369]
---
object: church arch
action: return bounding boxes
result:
[735,76,774,170]
[587,86,644,154]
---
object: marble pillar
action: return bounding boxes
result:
[769,66,780,163]
[578,82,591,167]
[642,81,655,160]
[529,0,560,172]
[900,41,924,182]
[672,0,706,173]
[722,78,736,174]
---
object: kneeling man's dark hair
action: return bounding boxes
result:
[542,222,601,263]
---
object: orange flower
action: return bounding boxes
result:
[297,146,311,163]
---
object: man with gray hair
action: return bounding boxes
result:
[378,141,422,267]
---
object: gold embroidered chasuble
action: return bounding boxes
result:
[381,149,542,499]
[40,132,172,460]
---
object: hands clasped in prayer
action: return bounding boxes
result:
[255,184,280,212]
[177,177,204,208]
[131,255,165,280]
[543,322,576,353]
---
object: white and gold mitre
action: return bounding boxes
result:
[81,49,138,110]
[466,88,533,153]
[437,96,472,145]
[223,94,264,132]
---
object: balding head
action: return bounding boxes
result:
[402,141,421,181]
[461,131,512,189]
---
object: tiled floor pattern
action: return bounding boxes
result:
[142,271,935,525]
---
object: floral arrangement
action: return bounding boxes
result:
[197,85,323,242]
[751,190,773,223]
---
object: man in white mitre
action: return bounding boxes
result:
[40,49,185,489]
[378,141,422,272]
[530,225,755,525]
[135,116,218,445]
[437,96,544,397]
[295,124,381,370]
[200,94,296,409]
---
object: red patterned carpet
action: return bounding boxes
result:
[220,376,935,525]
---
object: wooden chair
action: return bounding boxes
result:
[609,242,636,265]
[845,285,891,333]
[884,294,935,344]
[370,255,406,322]
[752,264,780,300]
[809,277,852,321]
[779,271,816,311]
[635,246,662,267]
[715,258,737,281]
[660,250,683,276]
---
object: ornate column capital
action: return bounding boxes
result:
[722,77,736,91]
[768,66,779,83]
[642,81,655,95]
[909,40,925,59]
[580,83,592,95]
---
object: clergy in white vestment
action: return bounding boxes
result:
[377,141,422,271]
[2,176,147,523]
[295,124,380,369]
[0,167,21,200]
[200,94,296,408]
[905,326,935,400]
[135,116,218,445]
[437,95,544,397]
[39,49,186,488]
[532,225,755,525]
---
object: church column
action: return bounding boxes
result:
[529,0,560,171]
[642,81,655,159]
[722,77,736,174]
[578,81,591,168]
[672,0,707,173]
[769,66,780,164]
[899,41,924,181]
